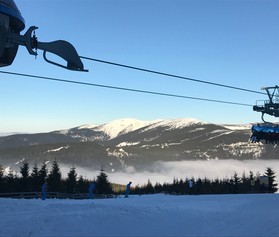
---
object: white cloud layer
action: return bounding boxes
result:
[67,159,279,186]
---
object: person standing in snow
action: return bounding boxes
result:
[188,180,193,195]
[88,182,95,199]
[41,181,48,200]
[125,181,132,198]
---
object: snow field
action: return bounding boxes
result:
[0,194,279,237]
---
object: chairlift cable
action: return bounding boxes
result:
[80,56,266,96]
[0,70,252,107]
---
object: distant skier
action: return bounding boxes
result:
[88,182,95,199]
[188,180,193,195]
[41,181,48,200]
[125,181,132,198]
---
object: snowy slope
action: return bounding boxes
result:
[59,118,204,141]
[93,118,154,139]
[0,194,279,237]
[222,124,252,130]
[77,124,99,129]
[139,117,204,132]
[56,118,156,141]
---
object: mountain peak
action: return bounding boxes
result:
[94,118,154,139]
[66,118,206,140]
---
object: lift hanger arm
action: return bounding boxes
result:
[6,26,88,72]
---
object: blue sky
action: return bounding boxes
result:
[1,0,279,133]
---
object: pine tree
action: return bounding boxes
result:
[6,169,16,192]
[265,167,278,193]
[240,171,250,193]
[195,178,203,194]
[232,172,241,194]
[202,177,211,194]
[143,179,154,194]
[20,161,29,179]
[154,182,163,193]
[65,167,77,193]
[248,171,256,192]
[48,160,62,192]
[0,164,3,179]
[0,164,4,192]
[38,163,48,186]
[77,175,89,193]
[19,161,30,191]
[133,184,141,195]
[31,164,40,192]
[211,178,220,194]
[171,178,179,194]
[253,171,261,193]
[96,169,112,194]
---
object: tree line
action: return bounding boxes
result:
[0,161,278,195]
[0,160,113,194]
[132,167,278,195]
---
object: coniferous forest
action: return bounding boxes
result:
[0,160,278,196]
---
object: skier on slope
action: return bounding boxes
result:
[188,180,194,195]
[88,182,95,199]
[41,181,48,200]
[125,181,132,198]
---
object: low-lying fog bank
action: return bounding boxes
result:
[69,159,279,186]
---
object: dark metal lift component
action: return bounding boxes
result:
[253,86,279,123]
[251,86,279,144]
[0,0,87,71]
[8,26,88,71]
[0,0,24,67]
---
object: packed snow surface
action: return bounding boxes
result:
[0,194,278,237]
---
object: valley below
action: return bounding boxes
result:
[0,118,278,184]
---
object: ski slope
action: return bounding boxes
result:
[0,194,278,237]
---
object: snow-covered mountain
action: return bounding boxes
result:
[55,118,203,142]
[95,118,154,139]
[0,118,278,173]
[55,118,155,141]
[80,118,156,140]
[0,118,204,149]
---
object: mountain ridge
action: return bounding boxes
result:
[0,118,277,174]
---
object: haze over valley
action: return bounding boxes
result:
[1,118,278,185]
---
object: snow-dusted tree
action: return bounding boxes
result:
[265,167,278,193]
[96,169,112,194]
[48,160,62,192]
